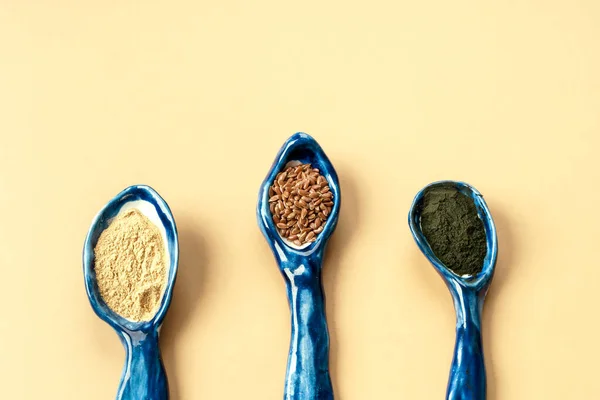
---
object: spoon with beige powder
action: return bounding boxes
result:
[83,185,179,400]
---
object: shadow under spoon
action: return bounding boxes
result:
[83,185,179,400]
[257,133,341,400]
[408,181,498,400]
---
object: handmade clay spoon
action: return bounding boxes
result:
[83,185,179,400]
[408,181,498,400]
[257,133,341,400]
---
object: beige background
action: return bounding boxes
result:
[1,1,599,399]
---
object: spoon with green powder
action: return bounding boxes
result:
[408,181,498,400]
[83,185,179,400]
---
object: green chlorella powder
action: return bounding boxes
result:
[419,184,487,276]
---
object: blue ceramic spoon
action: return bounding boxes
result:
[408,181,498,400]
[257,133,340,400]
[83,185,179,400]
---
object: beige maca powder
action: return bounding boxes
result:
[94,208,167,322]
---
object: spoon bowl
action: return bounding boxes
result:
[408,180,498,400]
[83,185,179,400]
[257,132,340,400]
[258,132,341,259]
[409,181,498,291]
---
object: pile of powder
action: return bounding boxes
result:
[94,208,167,322]
[419,184,487,276]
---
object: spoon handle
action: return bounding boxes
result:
[447,289,486,400]
[280,258,334,400]
[116,329,169,400]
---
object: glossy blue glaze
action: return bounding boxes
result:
[408,181,498,400]
[83,185,179,400]
[257,133,340,400]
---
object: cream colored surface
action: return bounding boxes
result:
[1,1,599,399]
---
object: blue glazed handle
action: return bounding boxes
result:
[447,288,486,400]
[116,329,169,400]
[280,256,334,400]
